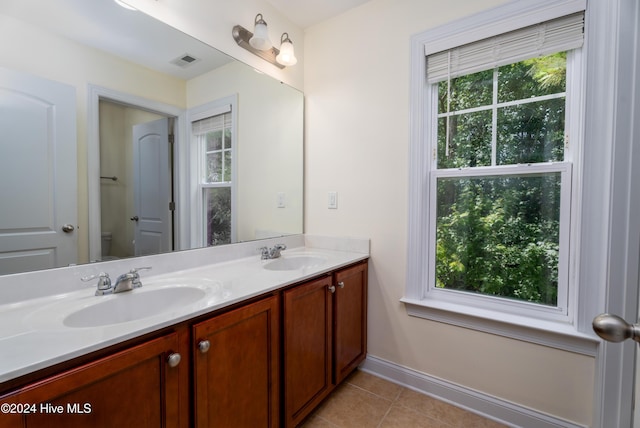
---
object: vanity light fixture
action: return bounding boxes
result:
[232,14,298,69]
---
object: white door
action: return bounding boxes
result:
[0,67,77,274]
[132,118,172,256]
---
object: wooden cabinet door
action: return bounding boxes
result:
[283,275,333,428]
[0,333,183,428]
[333,262,368,384]
[193,295,280,428]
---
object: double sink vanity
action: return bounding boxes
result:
[0,235,369,427]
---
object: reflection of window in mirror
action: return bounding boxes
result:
[190,100,237,247]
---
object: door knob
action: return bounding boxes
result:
[130,216,139,222]
[592,313,640,343]
[61,224,75,233]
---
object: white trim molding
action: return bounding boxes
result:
[361,355,588,428]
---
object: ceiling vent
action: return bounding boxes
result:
[170,53,201,68]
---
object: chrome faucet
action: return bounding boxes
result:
[81,266,152,295]
[113,267,152,293]
[259,244,287,260]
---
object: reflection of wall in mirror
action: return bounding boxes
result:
[187,62,303,242]
[0,13,185,264]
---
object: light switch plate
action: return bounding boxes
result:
[328,191,338,209]
[277,192,286,208]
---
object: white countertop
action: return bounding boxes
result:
[0,235,369,384]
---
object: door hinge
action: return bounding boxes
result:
[168,134,175,144]
[169,201,176,211]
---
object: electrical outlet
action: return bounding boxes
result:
[328,191,338,209]
[277,192,286,208]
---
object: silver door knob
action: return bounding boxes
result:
[592,313,640,343]
[328,285,336,293]
[61,224,75,233]
[338,281,345,289]
[198,340,211,354]
[130,216,139,222]
[167,352,181,368]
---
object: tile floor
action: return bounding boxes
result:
[301,370,508,428]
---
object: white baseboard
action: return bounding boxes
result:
[360,355,587,428]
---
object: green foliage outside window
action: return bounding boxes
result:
[435,52,567,305]
[206,187,231,247]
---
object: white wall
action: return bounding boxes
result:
[303,0,594,425]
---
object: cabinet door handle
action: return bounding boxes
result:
[328,285,336,293]
[167,352,181,368]
[198,340,211,354]
[338,281,345,289]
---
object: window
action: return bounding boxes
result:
[191,107,235,246]
[430,51,573,319]
[405,5,587,336]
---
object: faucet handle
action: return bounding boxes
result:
[258,247,270,259]
[81,272,113,296]
[130,266,152,275]
[129,266,152,288]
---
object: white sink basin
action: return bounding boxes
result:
[63,286,207,328]
[26,278,226,330]
[263,255,328,271]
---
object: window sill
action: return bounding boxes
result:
[400,297,600,356]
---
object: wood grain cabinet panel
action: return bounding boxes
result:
[333,262,368,384]
[283,261,368,427]
[0,333,183,428]
[283,275,334,428]
[193,295,280,428]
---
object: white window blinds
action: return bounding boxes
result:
[191,105,232,135]
[426,12,584,83]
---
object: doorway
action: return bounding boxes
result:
[98,100,175,259]
[87,85,185,262]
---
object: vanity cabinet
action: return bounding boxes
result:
[192,295,280,428]
[283,261,368,427]
[0,260,367,428]
[0,332,185,428]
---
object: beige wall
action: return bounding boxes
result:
[0,14,185,263]
[303,0,594,425]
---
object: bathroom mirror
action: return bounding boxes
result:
[0,0,303,275]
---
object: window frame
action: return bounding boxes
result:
[187,95,238,248]
[403,0,599,356]
[195,113,233,246]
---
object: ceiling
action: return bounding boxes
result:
[1,0,372,80]
[266,0,372,28]
[1,0,232,80]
